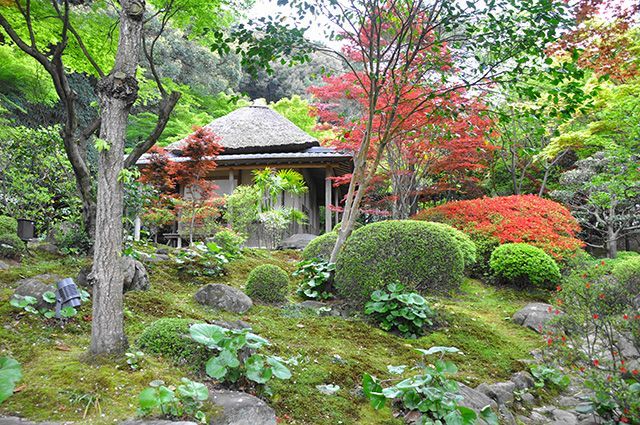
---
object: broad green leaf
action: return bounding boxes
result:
[138,387,159,410]
[205,357,227,380]
[0,357,22,404]
[480,405,499,425]
[267,356,291,380]
[190,323,227,348]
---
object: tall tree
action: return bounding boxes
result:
[263,0,583,262]
[0,0,237,355]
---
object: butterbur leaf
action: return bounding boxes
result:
[157,386,176,404]
[178,378,209,401]
[0,357,22,404]
[362,374,386,410]
[205,357,227,380]
[457,405,478,425]
[218,349,240,368]
[190,324,227,348]
[43,291,56,304]
[387,365,407,375]
[267,356,291,380]
[60,307,77,318]
[245,332,270,349]
[138,387,159,410]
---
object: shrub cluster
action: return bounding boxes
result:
[212,229,245,257]
[0,216,24,259]
[245,264,290,304]
[489,243,561,289]
[137,318,209,368]
[611,256,640,288]
[335,220,464,309]
[414,195,583,262]
[302,232,338,261]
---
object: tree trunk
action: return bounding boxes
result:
[90,0,144,356]
[606,225,618,259]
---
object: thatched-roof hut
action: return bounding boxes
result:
[137,104,353,247]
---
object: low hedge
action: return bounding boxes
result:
[137,318,209,368]
[245,264,290,303]
[0,233,25,259]
[302,232,338,261]
[489,243,561,290]
[334,220,464,309]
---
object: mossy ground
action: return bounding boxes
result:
[1,248,543,424]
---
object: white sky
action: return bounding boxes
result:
[247,0,342,49]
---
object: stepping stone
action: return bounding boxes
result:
[209,390,276,425]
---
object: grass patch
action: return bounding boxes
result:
[0,249,543,424]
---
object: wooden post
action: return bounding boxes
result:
[325,167,332,233]
[134,216,141,241]
[228,169,236,194]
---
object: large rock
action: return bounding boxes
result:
[77,257,150,293]
[13,274,60,309]
[121,257,150,292]
[209,390,276,425]
[458,384,498,412]
[510,371,535,391]
[195,284,252,314]
[121,421,197,425]
[513,303,559,333]
[279,233,317,250]
[476,381,516,406]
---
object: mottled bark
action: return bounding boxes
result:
[90,0,144,355]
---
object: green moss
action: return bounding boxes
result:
[1,248,542,425]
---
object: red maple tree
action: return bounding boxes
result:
[140,127,224,243]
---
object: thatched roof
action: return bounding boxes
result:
[166,105,319,155]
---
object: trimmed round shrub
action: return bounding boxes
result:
[612,256,640,289]
[245,264,290,303]
[332,221,364,232]
[302,232,338,261]
[0,216,18,235]
[427,222,477,270]
[137,318,209,368]
[489,243,561,289]
[335,220,465,309]
[0,233,25,259]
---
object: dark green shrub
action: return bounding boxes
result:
[137,318,209,368]
[0,233,25,259]
[245,264,290,303]
[0,216,18,236]
[335,220,464,309]
[332,221,363,232]
[489,243,561,289]
[302,232,338,261]
[427,222,476,270]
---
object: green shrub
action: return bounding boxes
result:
[335,220,464,309]
[137,318,209,368]
[0,216,17,236]
[0,233,25,259]
[332,221,363,232]
[302,232,338,261]
[245,264,290,303]
[212,229,245,257]
[489,243,561,289]
[612,256,640,288]
[427,222,476,270]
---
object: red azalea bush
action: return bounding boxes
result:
[414,195,583,262]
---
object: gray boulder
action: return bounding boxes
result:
[77,257,150,293]
[195,284,252,314]
[476,381,516,406]
[34,243,60,255]
[121,421,197,425]
[458,383,498,414]
[209,390,276,425]
[279,233,317,250]
[511,371,535,390]
[513,303,559,333]
[13,275,60,309]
